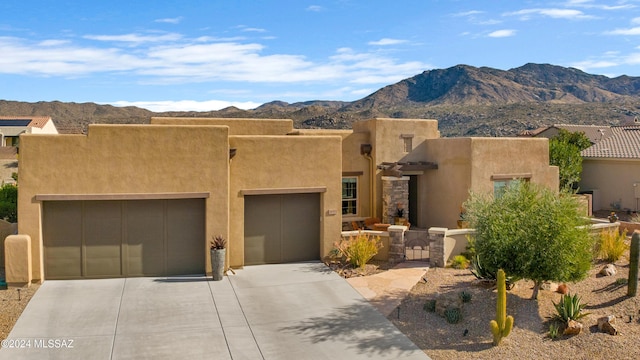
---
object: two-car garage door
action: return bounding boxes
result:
[43,198,205,279]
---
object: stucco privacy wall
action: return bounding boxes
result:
[18,125,230,282]
[228,135,342,268]
[150,117,293,135]
[580,159,640,211]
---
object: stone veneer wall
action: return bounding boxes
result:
[382,176,409,225]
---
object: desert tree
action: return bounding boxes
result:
[549,129,591,192]
[464,181,593,299]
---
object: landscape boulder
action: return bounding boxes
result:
[563,320,583,336]
[597,315,619,335]
[435,293,463,317]
[600,264,617,277]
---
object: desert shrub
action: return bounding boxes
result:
[0,183,17,222]
[450,255,470,269]
[552,293,590,323]
[595,229,628,262]
[444,307,462,324]
[459,291,472,303]
[464,181,593,299]
[333,232,382,269]
[548,323,560,339]
[423,300,436,312]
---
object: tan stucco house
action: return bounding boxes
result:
[580,124,640,212]
[9,117,558,284]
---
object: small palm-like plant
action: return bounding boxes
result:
[552,293,590,323]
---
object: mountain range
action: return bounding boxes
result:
[3,63,640,137]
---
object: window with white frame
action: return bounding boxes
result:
[342,177,358,215]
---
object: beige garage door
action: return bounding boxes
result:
[244,193,320,265]
[43,198,205,279]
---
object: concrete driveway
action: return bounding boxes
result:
[1,262,430,359]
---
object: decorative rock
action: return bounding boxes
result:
[541,282,559,292]
[435,293,463,317]
[600,264,617,276]
[557,283,568,294]
[597,315,619,335]
[563,320,583,336]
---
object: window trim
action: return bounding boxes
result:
[341,176,358,216]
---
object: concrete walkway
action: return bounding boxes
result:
[346,261,429,316]
[0,262,430,360]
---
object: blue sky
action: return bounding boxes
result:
[3,1,640,111]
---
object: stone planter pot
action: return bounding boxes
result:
[210,248,226,281]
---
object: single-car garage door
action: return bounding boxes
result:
[244,193,320,265]
[43,198,205,279]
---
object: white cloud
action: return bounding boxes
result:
[488,29,516,38]
[368,38,408,46]
[84,33,183,43]
[108,100,261,112]
[155,17,183,24]
[0,35,429,87]
[453,10,484,17]
[606,26,640,35]
[307,5,324,12]
[504,8,594,20]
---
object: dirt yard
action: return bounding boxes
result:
[390,259,640,360]
[0,267,39,343]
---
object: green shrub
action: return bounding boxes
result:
[450,255,470,269]
[423,300,436,312]
[548,323,560,339]
[444,307,462,324]
[595,229,628,262]
[552,293,590,323]
[333,232,383,269]
[459,291,472,303]
[0,183,17,222]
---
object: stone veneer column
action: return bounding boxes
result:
[387,225,408,263]
[428,227,447,268]
[382,176,409,225]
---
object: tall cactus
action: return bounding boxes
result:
[490,269,514,346]
[629,232,640,297]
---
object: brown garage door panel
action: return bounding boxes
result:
[84,201,123,277]
[43,201,83,279]
[166,199,205,275]
[244,195,283,265]
[282,193,320,262]
[125,200,165,276]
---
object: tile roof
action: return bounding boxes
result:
[552,124,613,144]
[0,116,52,129]
[581,125,640,159]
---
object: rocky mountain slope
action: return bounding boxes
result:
[3,63,640,137]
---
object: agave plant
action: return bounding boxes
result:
[552,293,590,323]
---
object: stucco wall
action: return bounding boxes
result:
[424,138,473,229]
[151,117,293,135]
[469,137,558,193]
[228,135,342,268]
[580,158,640,211]
[18,124,230,282]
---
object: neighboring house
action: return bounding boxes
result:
[0,116,58,184]
[580,125,640,212]
[0,116,58,147]
[13,117,558,284]
[519,124,612,144]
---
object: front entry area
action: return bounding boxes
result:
[244,193,320,265]
[42,198,205,279]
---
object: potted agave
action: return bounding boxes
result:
[210,235,227,281]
